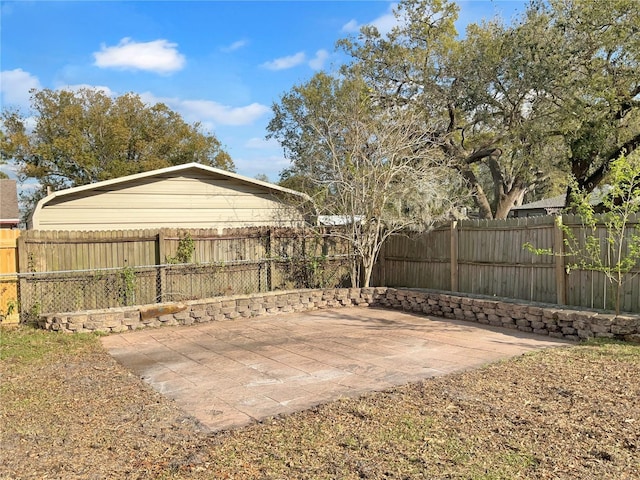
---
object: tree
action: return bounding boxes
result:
[268,73,466,287]
[526,151,640,314]
[1,88,234,214]
[529,0,640,201]
[337,0,639,218]
[563,151,640,314]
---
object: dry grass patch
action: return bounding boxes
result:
[1,326,638,479]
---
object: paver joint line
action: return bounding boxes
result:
[101,308,569,432]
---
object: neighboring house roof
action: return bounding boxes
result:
[509,194,566,213]
[29,163,309,230]
[0,179,20,227]
[509,187,612,217]
[317,215,364,226]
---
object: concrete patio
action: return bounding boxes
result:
[101,308,570,432]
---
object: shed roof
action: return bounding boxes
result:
[34,162,309,209]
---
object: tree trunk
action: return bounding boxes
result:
[494,186,527,219]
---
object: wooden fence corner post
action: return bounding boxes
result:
[15,233,27,323]
[554,216,566,305]
[450,220,459,292]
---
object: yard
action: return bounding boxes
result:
[1,325,639,479]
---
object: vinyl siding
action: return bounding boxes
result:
[33,172,304,231]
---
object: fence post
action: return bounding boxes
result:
[157,230,167,303]
[554,216,566,305]
[266,228,273,291]
[16,234,28,323]
[450,221,459,292]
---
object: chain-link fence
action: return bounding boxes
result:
[17,255,354,322]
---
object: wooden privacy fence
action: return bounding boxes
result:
[0,229,20,323]
[16,227,353,319]
[374,215,640,314]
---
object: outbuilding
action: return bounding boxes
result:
[29,163,309,231]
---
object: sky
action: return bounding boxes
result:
[1,0,528,185]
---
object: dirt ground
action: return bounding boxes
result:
[1,327,639,479]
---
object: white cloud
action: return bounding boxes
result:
[309,49,329,70]
[181,100,269,126]
[221,39,248,52]
[93,38,186,74]
[261,52,306,71]
[0,69,41,107]
[245,137,280,149]
[140,92,270,127]
[342,3,399,36]
[342,19,360,33]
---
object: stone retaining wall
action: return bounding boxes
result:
[37,287,640,343]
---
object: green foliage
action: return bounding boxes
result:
[119,265,137,306]
[1,88,234,216]
[0,325,96,364]
[562,152,640,313]
[166,232,195,264]
[526,151,640,313]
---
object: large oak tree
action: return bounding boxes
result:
[338,0,639,218]
[1,88,234,214]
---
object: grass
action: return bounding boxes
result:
[1,326,639,479]
[0,325,98,364]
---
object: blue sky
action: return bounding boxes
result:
[1,0,527,184]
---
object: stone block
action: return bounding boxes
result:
[555,310,575,321]
[68,314,88,325]
[527,306,543,315]
[591,314,615,326]
[139,303,186,321]
[525,313,542,323]
[613,315,640,328]
[191,310,207,319]
[611,324,635,335]
[174,311,190,321]
[577,329,594,339]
